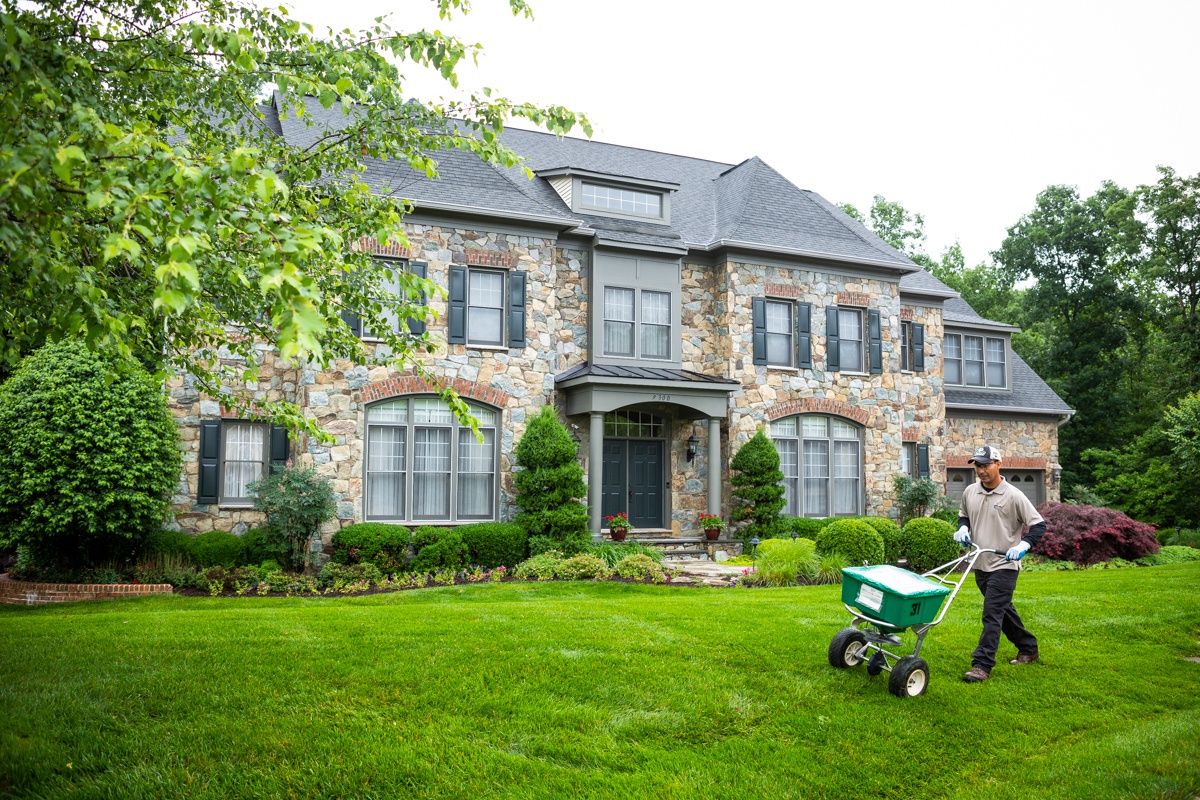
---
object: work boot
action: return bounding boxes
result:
[962,666,991,683]
[1009,652,1039,665]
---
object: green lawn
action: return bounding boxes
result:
[2,564,1199,800]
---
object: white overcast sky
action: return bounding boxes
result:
[282,0,1199,267]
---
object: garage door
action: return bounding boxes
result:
[1002,470,1044,506]
[946,469,974,503]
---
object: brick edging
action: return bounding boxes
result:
[0,574,174,605]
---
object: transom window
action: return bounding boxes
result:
[766,300,794,367]
[771,415,862,518]
[365,397,499,523]
[945,333,1007,388]
[604,411,664,438]
[603,286,672,360]
[581,183,663,218]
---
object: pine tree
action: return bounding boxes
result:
[730,429,789,541]
[513,406,590,555]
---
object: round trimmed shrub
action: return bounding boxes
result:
[142,529,196,560]
[788,517,825,540]
[458,522,528,569]
[816,518,884,566]
[190,531,246,568]
[409,527,467,574]
[330,523,412,570]
[900,518,960,573]
[0,339,181,567]
[239,527,275,567]
[858,517,903,564]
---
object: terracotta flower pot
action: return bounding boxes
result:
[610,528,627,542]
[704,528,721,541]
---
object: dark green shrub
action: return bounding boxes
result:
[858,517,903,564]
[316,561,383,590]
[190,531,246,568]
[788,517,825,540]
[1163,527,1200,548]
[0,339,181,568]
[250,463,336,571]
[1138,545,1200,565]
[331,523,412,570]
[239,527,276,566]
[142,529,196,560]
[458,522,527,569]
[931,508,959,526]
[409,527,467,574]
[900,518,960,573]
[815,519,884,566]
[513,406,590,556]
[730,429,788,542]
[892,475,941,524]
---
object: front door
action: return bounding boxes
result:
[600,439,664,529]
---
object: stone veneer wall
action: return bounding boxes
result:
[944,414,1062,503]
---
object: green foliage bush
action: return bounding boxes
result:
[250,463,336,571]
[239,527,276,567]
[514,550,563,581]
[612,554,668,583]
[584,541,663,567]
[0,339,181,567]
[857,517,903,564]
[330,523,412,570]
[317,562,383,590]
[556,554,610,581]
[142,529,195,560]
[409,526,467,574]
[1159,527,1200,548]
[931,508,959,526]
[190,531,246,568]
[816,551,848,585]
[815,519,884,566]
[513,406,590,556]
[730,429,788,541]
[892,475,939,523]
[787,517,825,540]
[745,538,818,587]
[457,522,527,569]
[1138,545,1200,565]
[900,518,960,573]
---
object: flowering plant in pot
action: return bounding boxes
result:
[698,513,727,540]
[605,512,631,541]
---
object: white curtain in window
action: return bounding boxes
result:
[945,335,962,383]
[964,336,984,386]
[640,291,670,358]
[468,271,504,343]
[457,428,495,518]
[412,428,450,518]
[986,338,1006,387]
[604,287,635,356]
[222,423,264,499]
[832,441,860,515]
[777,439,800,517]
[803,440,829,517]
[366,426,406,518]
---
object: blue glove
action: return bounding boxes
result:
[954,526,971,546]
[1006,541,1031,561]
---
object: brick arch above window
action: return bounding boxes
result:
[361,376,510,408]
[765,398,872,426]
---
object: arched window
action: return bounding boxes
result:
[770,415,863,518]
[365,397,499,523]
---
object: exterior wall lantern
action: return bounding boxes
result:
[686,434,700,463]
[1051,463,1062,487]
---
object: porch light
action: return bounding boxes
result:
[686,433,700,463]
[1051,464,1062,486]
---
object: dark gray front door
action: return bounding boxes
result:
[629,441,663,529]
[601,440,627,521]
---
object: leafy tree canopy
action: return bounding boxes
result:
[0,0,589,437]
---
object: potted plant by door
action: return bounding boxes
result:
[698,513,727,541]
[605,512,631,541]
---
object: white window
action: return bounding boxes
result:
[839,308,864,372]
[365,398,498,523]
[221,422,267,504]
[987,338,1007,388]
[900,442,918,479]
[945,333,1007,388]
[945,334,962,384]
[771,415,863,518]
[901,321,913,371]
[766,300,794,367]
[604,286,672,359]
[467,269,504,346]
[581,182,663,218]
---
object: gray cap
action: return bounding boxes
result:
[968,445,1003,465]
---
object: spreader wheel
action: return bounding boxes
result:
[888,656,930,698]
[828,628,868,668]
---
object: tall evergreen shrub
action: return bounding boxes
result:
[0,339,180,567]
[513,406,590,556]
[730,429,788,541]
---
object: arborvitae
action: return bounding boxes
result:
[512,406,590,555]
[730,428,789,541]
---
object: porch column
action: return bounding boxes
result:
[589,411,604,534]
[707,417,722,517]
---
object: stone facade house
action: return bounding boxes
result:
[168,96,1073,542]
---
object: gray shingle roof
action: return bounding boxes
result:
[945,352,1073,415]
[943,296,1020,331]
[555,362,739,385]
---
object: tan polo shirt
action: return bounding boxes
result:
[959,477,1044,572]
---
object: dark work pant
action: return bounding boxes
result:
[971,569,1038,671]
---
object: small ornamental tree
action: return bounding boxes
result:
[513,406,590,556]
[0,339,180,567]
[250,463,336,571]
[730,429,789,542]
[1035,503,1159,566]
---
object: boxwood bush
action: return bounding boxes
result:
[857,517,903,564]
[330,523,412,570]
[900,518,960,573]
[190,531,246,568]
[409,526,467,574]
[815,518,884,566]
[458,522,527,569]
[142,529,196,560]
[317,562,383,590]
[787,517,826,540]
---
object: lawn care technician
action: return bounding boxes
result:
[954,445,1047,683]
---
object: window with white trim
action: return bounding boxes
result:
[603,286,672,360]
[766,300,794,367]
[467,269,504,346]
[365,397,499,522]
[945,333,1007,388]
[838,308,864,372]
[581,182,663,218]
[771,415,863,518]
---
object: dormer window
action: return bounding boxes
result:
[945,333,1007,389]
[581,183,662,218]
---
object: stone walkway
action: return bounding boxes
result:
[663,559,746,587]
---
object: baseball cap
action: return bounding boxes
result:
[968,445,1003,465]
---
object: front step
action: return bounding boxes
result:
[603,534,744,563]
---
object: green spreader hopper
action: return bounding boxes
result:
[841,565,952,631]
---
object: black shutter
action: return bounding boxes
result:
[198,419,221,504]
[341,309,362,338]
[917,444,930,479]
[269,425,289,474]
[448,265,466,344]
[752,297,766,365]
[913,322,925,372]
[797,302,812,369]
[825,306,840,372]
[868,309,882,374]
[508,271,527,349]
[407,261,427,336]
